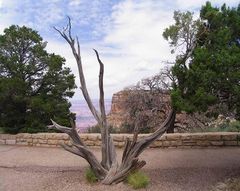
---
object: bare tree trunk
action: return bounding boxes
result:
[166,109,176,133]
[49,18,174,184]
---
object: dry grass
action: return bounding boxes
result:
[210,177,240,191]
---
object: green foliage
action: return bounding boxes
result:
[164,2,240,118]
[87,124,117,133]
[210,177,240,191]
[85,167,98,184]
[193,121,240,132]
[127,171,150,189]
[119,123,153,134]
[0,25,76,134]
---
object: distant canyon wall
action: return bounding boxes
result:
[107,90,130,128]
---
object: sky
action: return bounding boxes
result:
[0,0,239,100]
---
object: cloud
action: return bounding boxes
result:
[0,0,239,100]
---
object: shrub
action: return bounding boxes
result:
[85,167,98,184]
[119,123,152,134]
[210,177,240,191]
[127,171,149,189]
[87,124,117,133]
[193,121,240,133]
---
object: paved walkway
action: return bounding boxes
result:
[0,145,240,191]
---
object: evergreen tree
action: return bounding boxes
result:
[163,2,240,118]
[0,25,76,133]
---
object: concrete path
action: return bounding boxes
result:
[0,145,240,191]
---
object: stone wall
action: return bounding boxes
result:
[1,132,240,148]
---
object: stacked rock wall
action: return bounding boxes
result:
[1,132,239,148]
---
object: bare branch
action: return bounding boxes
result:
[94,49,106,122]
[52,17,172,185]
[53,21,101,123]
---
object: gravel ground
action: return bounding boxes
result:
[0,145,240,191]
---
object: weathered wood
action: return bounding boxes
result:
[51,17,173,185]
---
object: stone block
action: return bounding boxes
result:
[45,134,54,139]
[165,134,181,141]
[23,133,32,139]
[0,139,5,144]
[197,141,210,147]
[224,141,238,146]
[16,142,28,146]
[16,138,24,142]
[206,134,221,141]
[158,135,166,141]
[48,139,58,145]
[182,140,196,146]
[210,141,224,146]
[27,138,33,143]
[222,134,237,141]
[80,134,88,141]
[162,141,171,147]
[112,135,124,142]
[38,139,47,144]
[138,134,151,139]
[181,135,192,140]
[178,145,192,149]
[151,141,163,148]
[116,142,125,148]
[170,140,182,146]
[57,140,65,145]
[32,133,46,139]
[6,139,16,145]
[64,140,72,146]
[55,134,64,140]
[16,133,24,138]
[32,139,38,144]
[87,134,99,141]
[94,140,101,146]
[61,134,69,140]
[86,141,95,146]
[39,144,50,147]
[3,135,16,140]
[191,134,206,140]
[121,134,133,141]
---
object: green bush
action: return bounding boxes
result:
[85,167,98,184]
[193,121,240,133]
[118,123,152,134]
[210,177,240,191]
[87,124,117,133]
[127,171,149,189]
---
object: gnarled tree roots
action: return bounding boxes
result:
[50,17,176,185]
[48,110,175,184]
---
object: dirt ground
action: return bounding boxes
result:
[0,145,240,191]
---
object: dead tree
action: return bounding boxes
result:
[48,18,175,185]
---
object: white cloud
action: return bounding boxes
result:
[1,0,240,100]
